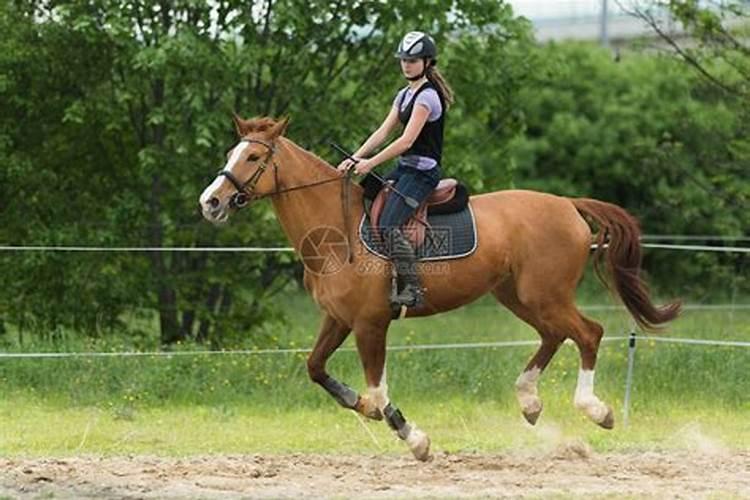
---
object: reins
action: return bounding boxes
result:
[341,170,354,263]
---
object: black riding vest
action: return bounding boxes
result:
[397,81,445,165]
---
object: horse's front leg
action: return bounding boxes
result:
[306,314,381,420]
[354,320,431,462]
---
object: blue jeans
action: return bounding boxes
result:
[378,161,441,235]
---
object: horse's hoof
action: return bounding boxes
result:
[598,407,615,430]
[406,427,431,462]
[523,405,543,426]
[355,396,383,421]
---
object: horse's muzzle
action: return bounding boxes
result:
[199,201,229,225]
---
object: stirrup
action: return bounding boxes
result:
[389,284,424,309]
[389,289,423,320]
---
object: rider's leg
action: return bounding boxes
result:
[378,165,440,308]
[386,228,422,307]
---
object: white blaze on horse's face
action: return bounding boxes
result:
[199,141,251,224]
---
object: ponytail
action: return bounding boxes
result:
[426,65,454,108]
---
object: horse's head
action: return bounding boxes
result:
[199,115,289,224]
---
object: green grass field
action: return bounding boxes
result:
[1,291,749,456]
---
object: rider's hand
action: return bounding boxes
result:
[354,159,376,175]
[336,157,359,172]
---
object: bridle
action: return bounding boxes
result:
[217,138,280,209]
[218,137,349,206]
[215,137,354,262]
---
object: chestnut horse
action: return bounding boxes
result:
[199,116,680,461]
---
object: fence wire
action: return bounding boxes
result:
[0,240,749,254]
[2,334,748,360]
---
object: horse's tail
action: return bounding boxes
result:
[571,198,681,331]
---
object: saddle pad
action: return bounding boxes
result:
[358,201,478,261]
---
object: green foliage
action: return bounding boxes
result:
[628,0,750,216]
[507,41,748,295]
[1,291,748,406]
[0,294,748,455]
[0,0,747,344]
[0,0,532,344]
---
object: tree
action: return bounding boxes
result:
[506,38,748,295]
[0,0,534,345]
[616,0,749,221]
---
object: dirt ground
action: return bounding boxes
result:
[2,444,749,499]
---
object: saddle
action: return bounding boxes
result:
[363,175,470,248]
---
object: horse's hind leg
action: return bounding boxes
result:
[515,337,563,425]
[570,311,614,429]
[354,319,431,462]
[493,284,564,425]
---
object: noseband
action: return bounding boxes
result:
[218,138,278,209]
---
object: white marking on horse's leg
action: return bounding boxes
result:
[405,425,430,462]
[574,369,609,423]
[367,367,389,410]
[515,366,542,416]
[368,368,431,461]
[355,368,387,419]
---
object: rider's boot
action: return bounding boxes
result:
[387,228,424,309]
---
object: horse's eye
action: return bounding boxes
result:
[248,154,260,162]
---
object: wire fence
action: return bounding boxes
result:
[0,236,747,427]
[1,332,747,427]
[0,239,747,356]
[620,331,750,426]
[1,242,749,253]
[0,337,625,359]
[0,246,295,253]
[2,334,748,359]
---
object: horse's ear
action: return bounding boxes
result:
[232,113,249,136]
[269,116,290,139]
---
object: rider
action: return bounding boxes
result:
[337,31,454,309]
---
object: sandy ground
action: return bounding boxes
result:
[2,445,749,499]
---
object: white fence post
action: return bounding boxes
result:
[623,329,637,427]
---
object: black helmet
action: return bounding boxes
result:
[394,31,437,60]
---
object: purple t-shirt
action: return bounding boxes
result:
[392,86,443,170]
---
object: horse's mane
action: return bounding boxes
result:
[282,137,338,172]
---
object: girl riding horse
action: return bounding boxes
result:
[199,34,681,463]
[337,32,454,310]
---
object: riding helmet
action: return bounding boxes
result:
[394,31,437,61]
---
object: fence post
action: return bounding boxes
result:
[622,329,637,427]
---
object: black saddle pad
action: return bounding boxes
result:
[358,200,478,261]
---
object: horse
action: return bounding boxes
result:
[199,115,681,461]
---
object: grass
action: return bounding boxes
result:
[0,288,748,456]
[2,396,747,456]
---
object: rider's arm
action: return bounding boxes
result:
[365,103,429,168]
[353,106,401,158]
